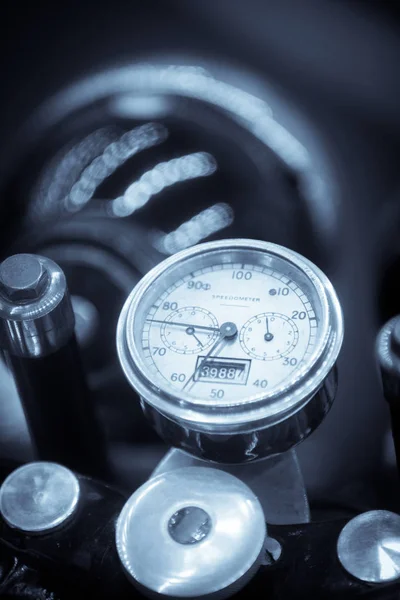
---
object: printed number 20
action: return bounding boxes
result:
[291,310,307,320]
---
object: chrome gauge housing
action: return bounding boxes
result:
[117,239,343,462]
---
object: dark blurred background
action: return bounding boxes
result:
[1,0,400,511]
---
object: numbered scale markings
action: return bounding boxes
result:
[117,239,343,459]
[122,241,326,404]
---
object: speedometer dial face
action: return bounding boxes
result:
[126,241,328,404]
[118,239,343,457]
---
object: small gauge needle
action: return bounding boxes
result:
[264,317,274,342]
[146,318,219,332]
[186,326,204,348]
[183,322,238,391]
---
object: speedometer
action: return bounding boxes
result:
[117,239,343,462]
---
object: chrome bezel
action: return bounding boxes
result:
[117,239,343,432]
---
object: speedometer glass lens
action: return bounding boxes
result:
[126,240,329,405]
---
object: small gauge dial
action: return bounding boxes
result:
[240,312,299,361]
[159,306,219,354]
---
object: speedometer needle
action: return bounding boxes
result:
[182,322,238,391]
[146,318,219,332]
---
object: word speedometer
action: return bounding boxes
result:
[118,239,343,421]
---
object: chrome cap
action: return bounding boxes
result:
[337,510,400,583]
[0,254,75,357]
[376,316,400,401]
[0,462,80,533]
[116,467,266,598]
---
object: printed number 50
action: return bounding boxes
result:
[210,389,224,399]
